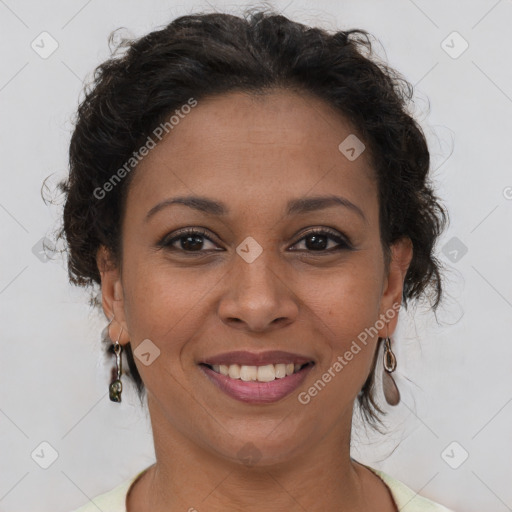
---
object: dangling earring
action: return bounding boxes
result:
[382,327,400,406]
[109,327,123,403]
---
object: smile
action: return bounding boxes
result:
[203,362,311,381]
[199,362,315,404]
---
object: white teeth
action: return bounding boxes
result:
[240,365,257,381]
[257,364,276,382]
[274,363,287,378]
[228,364,241,379]
[208,362,309,381]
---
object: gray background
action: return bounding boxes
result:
[1,0,511,511]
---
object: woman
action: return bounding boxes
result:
[62,9,453,512]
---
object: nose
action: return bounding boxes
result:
[217,253,299,333]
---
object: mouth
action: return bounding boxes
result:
[199,361,314,382]
[198,356,315,404]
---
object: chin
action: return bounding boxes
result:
[208,431,310,470]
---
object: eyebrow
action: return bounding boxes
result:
[145,194,367,223]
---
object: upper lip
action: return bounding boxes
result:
[201,350,315,367]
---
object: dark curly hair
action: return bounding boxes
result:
[58,9,448,432]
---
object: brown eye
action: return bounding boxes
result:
[290,229,352,252]
[157,227,352,254]
[159,228,221,253]
[177,234,207,251]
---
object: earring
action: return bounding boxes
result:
[382,332,400,406]
[109,327,123,403]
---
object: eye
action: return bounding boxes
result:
[290,228,352,252]
[158,228,221,253]
[158,227,352,254]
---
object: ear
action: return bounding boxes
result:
[377,236,413,338]
[96,245,131,345]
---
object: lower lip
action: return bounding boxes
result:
[199,364,314,404]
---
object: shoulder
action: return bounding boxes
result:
[68,469,147,512]
[364,464,456,512]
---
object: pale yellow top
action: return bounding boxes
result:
[70,463,455,511]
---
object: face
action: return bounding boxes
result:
[98,89,412,466]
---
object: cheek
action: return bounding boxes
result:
[120,258,226,392]
[300,286,381,410]
[120,258,190,346]
[313,259,384,372]
[120,264,194,396]
[121,234,384,362]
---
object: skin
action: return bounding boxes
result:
[97,89,413,512]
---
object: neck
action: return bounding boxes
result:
[132,395,375,512]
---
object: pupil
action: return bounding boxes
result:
[182,235,203,251]
[306,234,327,250]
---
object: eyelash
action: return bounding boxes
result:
[158,227,353,254]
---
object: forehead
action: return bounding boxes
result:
[126,89,377,219]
